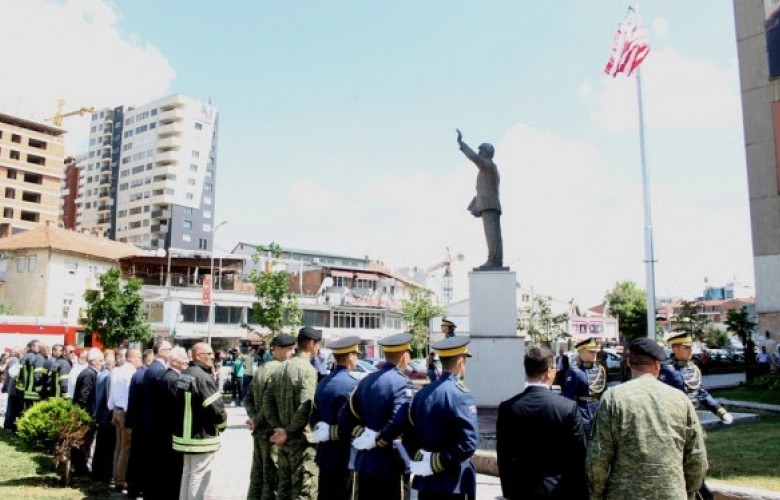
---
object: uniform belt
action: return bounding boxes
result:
[578,396,599,403]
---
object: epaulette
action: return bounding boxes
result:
[456,380,470,393]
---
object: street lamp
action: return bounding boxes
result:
[207,220,228,346]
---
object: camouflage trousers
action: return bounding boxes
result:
[276,436,318,500]
[248,430,277,500]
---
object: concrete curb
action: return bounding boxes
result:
[471,450,780,500]
[718,399,780,413]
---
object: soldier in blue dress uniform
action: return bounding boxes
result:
[562,338,607,433]
[339,332,415,500]
[659,332,733,424]
[310,336,362,500]
[404,336,479,500]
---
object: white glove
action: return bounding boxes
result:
[352,428,378,450]
[410,450,434,477]
[722,412,734,425]
[311,422,330,443]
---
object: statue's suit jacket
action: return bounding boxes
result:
[461,143,501,215]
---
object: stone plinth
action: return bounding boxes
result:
[466,270,525,406]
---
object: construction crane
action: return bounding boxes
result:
[426,247,464,305]
[45,99,95,127]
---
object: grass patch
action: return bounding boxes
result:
[710,386,780,406]
[0,429,114,499]
[706,414,780,492]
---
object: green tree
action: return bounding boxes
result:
[247,242,302,335]
[725,306,757,346]
[0,302,14,315]
[520,296,569,346]
[401,288,445,356]
[83,267,152,348]
[604,281,647,342]
[672,300,710,342]
[703,326,731,349]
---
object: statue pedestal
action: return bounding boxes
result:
[465,271,526,406]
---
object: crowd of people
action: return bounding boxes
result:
[0,325,764,500]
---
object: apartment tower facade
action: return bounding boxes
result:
[0,113,66,237]
[77,94,218,251]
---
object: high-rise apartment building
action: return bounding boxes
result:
[0,113,66,237]
[77,94,218,251]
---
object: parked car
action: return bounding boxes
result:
[349,360,377,380]
[567,349,623,381]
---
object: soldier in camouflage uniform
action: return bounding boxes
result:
[263,326,321,500]
[245,334,296,500]
[587,338,707,500]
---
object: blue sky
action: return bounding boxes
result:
[1,0,754,307]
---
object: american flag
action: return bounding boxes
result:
[604,11,650,77]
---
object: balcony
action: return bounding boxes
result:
[151,223,169,233]
[151,209,171,219]
[155,151,179,165]
[156,137,180,150]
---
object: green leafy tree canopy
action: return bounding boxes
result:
[83,267,152,348]
[401,288,445,356]
[672,300,710,342]
[725,306,757,346]
[248,242,302,334]
[519,295,569,346]
[604,281,647,342]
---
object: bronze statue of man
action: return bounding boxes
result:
[457,129,504,269]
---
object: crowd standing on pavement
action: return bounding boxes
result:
[0,326,776,500]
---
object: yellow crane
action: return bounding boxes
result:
[45,99,95,127]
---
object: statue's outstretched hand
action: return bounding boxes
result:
[456,129,463,144]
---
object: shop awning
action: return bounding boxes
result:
[355,272,379,281]
[215,301,254,308]
[330,270,354,278]
[180,299,208,306]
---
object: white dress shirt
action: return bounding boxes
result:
[67,362,87,398]
[107,362,136,411]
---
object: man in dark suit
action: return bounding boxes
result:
[140,340,171,499]
[73,348,104,475]
[457,129,503,269]
[497,346,588,499]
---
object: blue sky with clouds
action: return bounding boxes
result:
[0,0,753,306]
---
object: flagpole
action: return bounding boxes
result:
[635,67,657,340]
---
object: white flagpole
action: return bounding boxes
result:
[635,67,657,340]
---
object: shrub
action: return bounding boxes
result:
[16,398,94,468]
[751,374,780,391]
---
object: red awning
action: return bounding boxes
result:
[330,270,354,278]
[355,273,379,281]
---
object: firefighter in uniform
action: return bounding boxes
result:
[172,342,227,500]
[17,339,47,410]
[46,344,72,399]
[245,333,297,500]
[562,337,607,434]
[405,336,479,500]
[310,336,362,500]
[339,332,415,500]
[659,332,733,423]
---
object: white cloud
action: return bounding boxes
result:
[0,0,175,152]
[580,47,741,132]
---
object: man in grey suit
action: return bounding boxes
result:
[457,129,503,269]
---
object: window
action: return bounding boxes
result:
[204,183,213,192]
[204,196,211,205]
[64,260,78,274]
[27,256,37,273]
[181,304,209,323]
[124,130,133,139]
[182,234,191,242]
[23,173,42,184]
[188,178,196,186]
[190,164,198,172]
[132,165,144,174]
[303,310,330,327]
[203,210,211,219]
[21,191,41,204]
[26,154,45,166]
[194,122,203,131]
[191,150,200,158]
[28,138,47,150]
[16,257,26,272]
[119,183,129,191]
[183,207,194,215]
[151,108,158,116]
[186,193,194,200]
[11,134,21,143]
[203,223,211,232]
[149,122,156,130]
[20,211,39,222]
[3,207,12,218]
[4,187,15,199]
[333,276,349,288]
[6,169,16,179]
[198,238,208,250]
[183,220,193,229]
[123,143,133,151]
[10,150,20,160]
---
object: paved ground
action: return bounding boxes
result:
[208,406,505,499]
